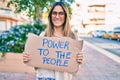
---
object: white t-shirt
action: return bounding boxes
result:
[36,68,55,78]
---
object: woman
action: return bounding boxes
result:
[23,2,83,80]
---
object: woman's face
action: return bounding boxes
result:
[51,5,65,28]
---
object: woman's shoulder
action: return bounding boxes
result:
[71,32,78,40]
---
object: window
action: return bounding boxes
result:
[0,21,6,31]
[0,9,12,15]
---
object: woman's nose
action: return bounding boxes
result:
[56,14,60,18]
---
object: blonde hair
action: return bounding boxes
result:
[45,2,76,39]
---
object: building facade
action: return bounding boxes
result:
[0,0,29,31]
[71,0,120,33]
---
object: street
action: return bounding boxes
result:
[79,35,120,57]
[75,43,120,80]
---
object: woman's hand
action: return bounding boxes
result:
[23,52,31,63]
[76,52,83,64]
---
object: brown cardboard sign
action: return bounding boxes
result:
[24,33,83,73]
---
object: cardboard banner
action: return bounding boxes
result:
[24,33,83,73]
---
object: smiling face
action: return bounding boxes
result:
[51,5,65,29]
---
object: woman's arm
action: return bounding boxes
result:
[74,33,83,64]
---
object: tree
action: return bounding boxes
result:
[7,0,74,22]
[7,0,55,22]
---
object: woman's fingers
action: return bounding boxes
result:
[23,52,31,63]
[76,52,83,64]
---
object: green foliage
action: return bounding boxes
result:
[0,22,46,57]
[7,0,74,20]
[7,0,55,20]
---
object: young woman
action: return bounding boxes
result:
[23,2,83,80]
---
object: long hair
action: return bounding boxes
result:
[45,2,76,39]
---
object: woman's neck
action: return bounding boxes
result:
[53,27,63,37]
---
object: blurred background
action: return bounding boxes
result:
[0,0,120,80]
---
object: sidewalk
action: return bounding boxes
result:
[74,43,120,80]
[0,72,36,80]
[0,53,36,80]
[0,42,120,80]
